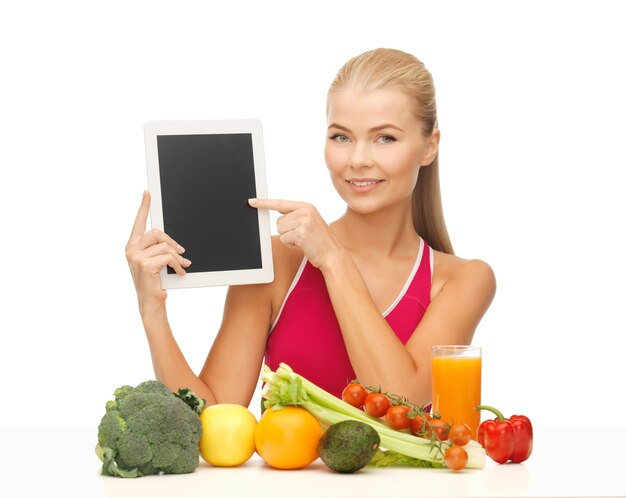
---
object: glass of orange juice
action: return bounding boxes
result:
[431,345,482,439]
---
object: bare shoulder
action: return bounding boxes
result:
[431,250,496,304]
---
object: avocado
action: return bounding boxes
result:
[318,420,380,473]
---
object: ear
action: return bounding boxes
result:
[420,129,440,166]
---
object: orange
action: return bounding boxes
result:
[254,406,323,469]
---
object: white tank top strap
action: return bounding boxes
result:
[268,256,307,334]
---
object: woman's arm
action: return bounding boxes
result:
[138,282,272,406]
[322,251,496,404]
[140,304,218,404]
[138,282,273,407]
[248,198,495,405]
[197,280,273,406]
[126,191,274,407]
[195,236,300,405]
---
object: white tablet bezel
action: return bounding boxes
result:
[144,119,274,289]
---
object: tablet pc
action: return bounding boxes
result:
[144,119,274,288]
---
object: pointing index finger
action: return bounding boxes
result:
[248,198,304,214]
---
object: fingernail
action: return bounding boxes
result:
[184,258,192,265]
[178,244,185,253]
[248,198,257,206]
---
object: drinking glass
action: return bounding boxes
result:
[431,345,482,439]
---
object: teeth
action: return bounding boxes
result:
[350,180,379,186]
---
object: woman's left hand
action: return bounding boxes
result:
[249,198,343,268]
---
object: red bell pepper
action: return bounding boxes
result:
[476,405,533,464]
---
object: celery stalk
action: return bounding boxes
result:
[261,363,485,469]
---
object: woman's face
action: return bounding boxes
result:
[325,87,439,215]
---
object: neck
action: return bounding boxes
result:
[332,199,420,259]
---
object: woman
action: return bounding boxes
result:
[125,48,496,408]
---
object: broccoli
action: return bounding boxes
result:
[96,380,205,478]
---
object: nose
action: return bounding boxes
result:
[348,141,374,169]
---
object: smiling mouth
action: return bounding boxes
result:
[346,179,384,187]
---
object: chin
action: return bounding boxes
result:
[336,190,412,217]
[343,197,389,215]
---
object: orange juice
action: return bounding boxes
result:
[431,354,482,439]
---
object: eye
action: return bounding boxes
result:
[329,133,350,143]
[377,135,396,144]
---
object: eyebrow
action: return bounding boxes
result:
[328,123,404,133]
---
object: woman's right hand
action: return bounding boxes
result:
[125,191,191,314]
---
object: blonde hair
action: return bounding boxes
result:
[327,48,454,255]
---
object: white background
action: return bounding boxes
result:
[1,0,624,428]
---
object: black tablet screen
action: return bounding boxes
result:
[157,133,261,274]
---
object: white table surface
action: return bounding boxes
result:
[1,426,624,498]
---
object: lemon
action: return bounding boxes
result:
[199,403,257,467]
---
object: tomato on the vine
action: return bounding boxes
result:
[385,405,411,429]
[444,445,468,470]
[363,393,391,418]
[448,422,471,447]
[408,414,425,435]
[425,418,450,440]
[341,383,368,408]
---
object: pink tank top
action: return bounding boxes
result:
[265,238,433,399]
